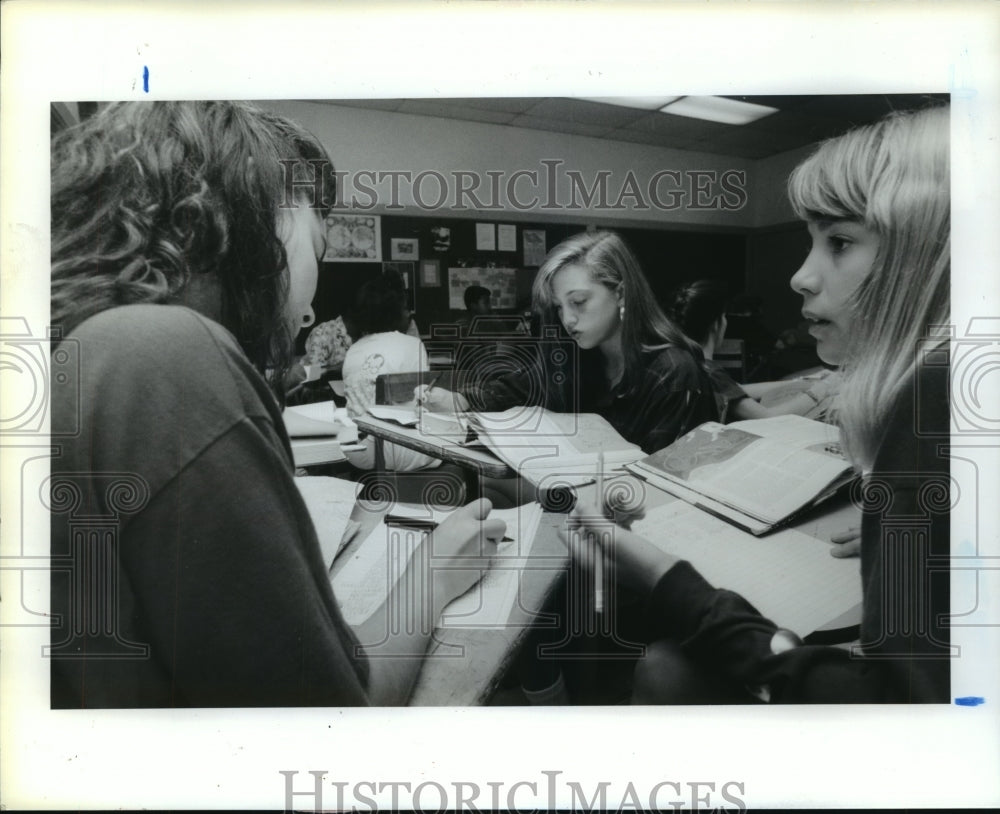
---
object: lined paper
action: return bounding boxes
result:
[331,503,543,628]
[632,501,862,636]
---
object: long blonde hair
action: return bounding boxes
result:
[787,106,950,469]
[532,230,703,392]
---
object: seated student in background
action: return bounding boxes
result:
[49,101,505,708]
[566,105,951,703]
[419,231,718,455]
[457,284,493,334]
[305,313,354,372]
[670,279,840,423]
[341,274,441,472]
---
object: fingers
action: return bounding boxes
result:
[467,497,493,521]
[830,539,861,558]
[830,527,861,544]
[481,517,507,544]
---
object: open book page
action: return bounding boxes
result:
[630,416,851,526]
[293,476,364,565]
[631,500,862,637]
[367,404,420,426]
[330,503,543,628]
[468,408,643,486]
[417,410,474,443]
[283,402,342,437]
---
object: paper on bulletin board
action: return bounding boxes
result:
[448,267,517,309]
[497,223,516,252]
[475,222,496,250]
[523,229,546,266]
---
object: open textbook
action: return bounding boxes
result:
[365,404,644,486]
[463,408,644,487]
[626,415,857,535]
[282,403,359,466]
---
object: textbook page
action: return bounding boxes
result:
[469,408,644,486]
[632,500,862,637]
[293,476,363,565]
[367,404,420,426]
[283,401,342,436]
[330,503,543,628]
[630,416,852,526]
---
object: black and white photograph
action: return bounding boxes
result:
[2,2,999,811]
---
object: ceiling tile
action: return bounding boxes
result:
[317,99,406,112]
[311,94,949,160]
[397,99,518,125]
[509,114,616,139]
[527,98,649,127]
[438,97,540,114]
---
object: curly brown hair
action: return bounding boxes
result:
[51,101,338,383]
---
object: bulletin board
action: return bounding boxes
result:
[447,267,518,310]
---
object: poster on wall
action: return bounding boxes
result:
[390,237,419,261]
[448,267,517,310]
[523,229,546,266]
[323,213,382,261]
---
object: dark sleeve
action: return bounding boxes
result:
[461,361,542,412]
[628,352,719,454]
[707,364,749,420]
[645,561,946,703]
[119,418,371,707]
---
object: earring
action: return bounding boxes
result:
[302,313,315,328]
[619,303,625,320]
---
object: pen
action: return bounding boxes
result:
[595,449,604,614]
[384,516,513,543]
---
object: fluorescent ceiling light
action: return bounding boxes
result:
[660,96,779,125]
[582,96,681,110]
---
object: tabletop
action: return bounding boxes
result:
[299,474,863,706]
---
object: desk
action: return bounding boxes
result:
[354,414,515,499]
[299,476,568,706]
[300,476,861,706]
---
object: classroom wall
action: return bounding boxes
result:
[750,143,816,228]
[258,100,757,230]
[260,99,819,354]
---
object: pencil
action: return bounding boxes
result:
[418,373,443,406]
[595,449,604,614]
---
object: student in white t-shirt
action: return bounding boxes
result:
[342,274,440,471]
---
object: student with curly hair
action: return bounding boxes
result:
[49,102,504,708]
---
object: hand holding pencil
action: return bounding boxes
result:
[414,375,469,412]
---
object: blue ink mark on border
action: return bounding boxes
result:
[143,66,149,93]
[954,696,985,706]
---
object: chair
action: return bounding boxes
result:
[715,338,747,383]
[364,370,467,506]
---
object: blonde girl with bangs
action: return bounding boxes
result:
[564,106,952,704]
